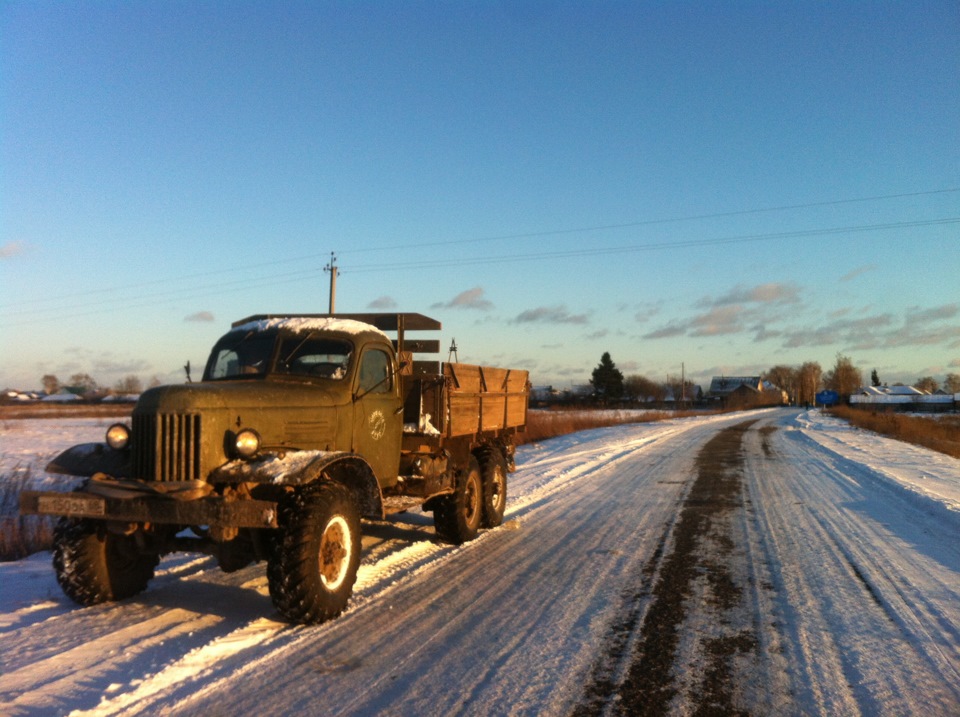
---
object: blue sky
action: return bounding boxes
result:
[2,1,958,392]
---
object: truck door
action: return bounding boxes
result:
[352,347,402,486]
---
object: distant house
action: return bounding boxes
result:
[41,390,81,402]
[854,384,924,399]
[851,384,954,411]
[708,376,786,407]
[708,376,763,399]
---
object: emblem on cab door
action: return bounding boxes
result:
[369,410,386,441]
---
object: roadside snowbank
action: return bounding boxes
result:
[794,409,960,514]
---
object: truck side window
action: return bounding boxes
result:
[359,349,392,394]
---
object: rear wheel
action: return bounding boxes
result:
[477,448,508,528]
[434,456,483,544]
[267,482,361,625]
[52,517,158,605]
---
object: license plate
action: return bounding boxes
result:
[37,495,106,517]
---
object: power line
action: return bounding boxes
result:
[339,187,960,255]
[2,215,955,329]
[341,217,960,274]
[2,187,956,312]
[1,192,957,324]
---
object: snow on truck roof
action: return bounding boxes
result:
[230,316,390,339]
[230,313,441,338]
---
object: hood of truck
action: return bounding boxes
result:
[131,380,354,475]
[135,379,350,413]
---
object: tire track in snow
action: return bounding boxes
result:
[747,412,960,714]
[572,419,763,715]
[0,609,222,715]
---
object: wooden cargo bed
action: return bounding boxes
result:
[402,363,529,440]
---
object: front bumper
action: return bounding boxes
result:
[19,490,278,529]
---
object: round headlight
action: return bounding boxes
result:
[105,423,131,450]
[234,429,261,459]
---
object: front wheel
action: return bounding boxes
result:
[267,482,362,625]
[433,456,483,545]
[52,517,158,605]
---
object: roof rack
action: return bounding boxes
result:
[230,313,442,355]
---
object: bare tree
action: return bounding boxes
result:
[944,373,960,394]
[114,375,143,394]
[68,373,98,395]
[625,375,666,403]
[764,364,798,404]
[823,354,862,401]
[42,374,60,395]
[797,361,823,406]
[914,376,939,394]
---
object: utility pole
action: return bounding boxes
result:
[681,362,685,405]
[324,252,338,314]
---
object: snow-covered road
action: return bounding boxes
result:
[1,409,958,716]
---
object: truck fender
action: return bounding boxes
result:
[214,451,384,520]
[305,453,384,520]
[46,443,129,479]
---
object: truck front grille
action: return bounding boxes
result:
[133,413,203,482]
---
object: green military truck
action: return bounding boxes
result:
[20,313,529,624]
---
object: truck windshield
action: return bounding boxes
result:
[204,332,277,380]
[204,331,354,381]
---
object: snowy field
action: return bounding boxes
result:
[1,409,958,715]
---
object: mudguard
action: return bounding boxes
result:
[46,443,130,479]
[210,451,384,519]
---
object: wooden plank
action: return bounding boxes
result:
[445,363,482,392]
[411,360,440,376]
[506,394,528,427]
[393,339,440,354]
[480,366,508,391]
[448,394,480,436]
[480,395,505,431]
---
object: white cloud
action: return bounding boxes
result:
[839,264,878,282]
[431,287,493,311]
[367,296,398,310]
[700,282,801,307]
[904,303,958,324]
[0,241,26,259]
[513,305,589,325]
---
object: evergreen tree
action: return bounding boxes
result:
[591,352,624,402]
[871,368,881,387]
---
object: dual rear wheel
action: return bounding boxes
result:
[433,447,508,545]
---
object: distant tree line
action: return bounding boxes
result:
[587,352,699,406]
[40,373,160,397]
[585,351,960,408]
